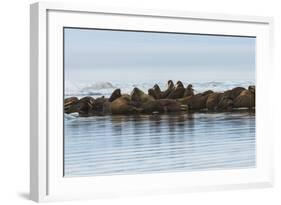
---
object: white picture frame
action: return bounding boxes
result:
[30,2,274,202]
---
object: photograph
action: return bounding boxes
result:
[63,28,256,177]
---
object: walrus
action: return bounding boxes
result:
[131,87,155,104]
[141,100,165,114]
[92,96,108,113]
[148,84,162,99]
[148,88,159,99]
[233,90,255,108]
[202,90,214,96]
[110,95,140,114]
[109,88,121,102]
[79,96,94,104]
[153,84,162,99]
[79,96,95,115]
[179,91,212,110]
[64,97,79,106]
[64,97,79,114]
[218,87,245,110]
[176,95,193,105]
[161,80,175,98]
[167,81,185,99]
[224,87,246,99]
[206,92,223,110]
[183,84,194,97]
[248,85,255,95]
[159,99,187,112]
[141,99,186,114]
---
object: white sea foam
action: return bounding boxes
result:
[64,113,79,121]
[65,81,116,97]
[65,80,255,98]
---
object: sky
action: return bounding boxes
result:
[64,28,255,83]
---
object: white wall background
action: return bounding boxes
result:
[0,0,280,204]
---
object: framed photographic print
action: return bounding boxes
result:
[30,2,274,202]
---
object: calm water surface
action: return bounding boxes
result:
[64,111,255,177]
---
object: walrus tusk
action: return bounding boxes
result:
[180,105,188,111]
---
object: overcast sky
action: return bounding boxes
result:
[64,28,255,83]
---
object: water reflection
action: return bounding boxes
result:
[64,111,255,177]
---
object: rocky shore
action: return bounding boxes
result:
[64,80,255,116]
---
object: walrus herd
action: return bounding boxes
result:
[64,80,255,116]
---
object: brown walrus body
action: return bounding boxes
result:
[79,96,95,115]
[131,87,155,104]
[148,89,158,100]
[153,84,162,99]
[92,96,108,113]
[206,93,223,110]
[64,97,79,114]
[64,97,79,106]
[158,99,187,112]
[148,84,162,99]
[183,84,194,97]
[233,89,255,108]
[110,95,140,115]
[248,85,255,94]
[161,80,175,98]
[141,99,185,114]
[178,90,213,110]
[218,87,245,110]
[176,95,193,105]
[167,81,185,99]
[109,88,121,102]
[202,90,214,96]
[186,94,209,110]
[64,83,255,115]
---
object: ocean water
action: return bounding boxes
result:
[64,80,255,98]
[64,81,256,177]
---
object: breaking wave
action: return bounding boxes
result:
[65,81,116,97]
[65,80,255,98]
